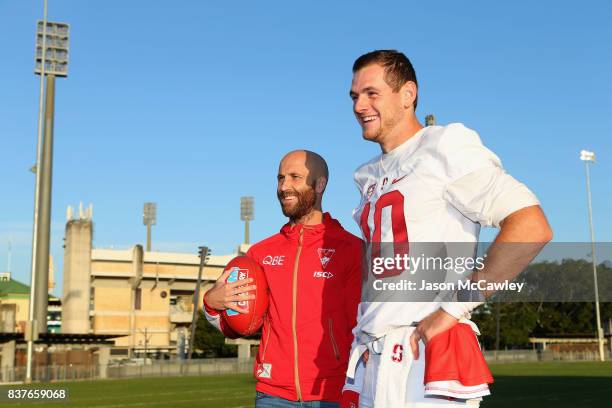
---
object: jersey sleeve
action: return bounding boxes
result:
[439,124,540,228]
[440,301,483,320]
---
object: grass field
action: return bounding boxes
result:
[1,361,611,407]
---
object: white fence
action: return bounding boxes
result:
[107,358,254,379]
[484,349,612,363]
[1,358,254,383]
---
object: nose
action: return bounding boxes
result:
[278,177,291,193]
[353,94,368,114]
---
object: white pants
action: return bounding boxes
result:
[359,338,480,408]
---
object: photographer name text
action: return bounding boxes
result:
[373,279,525,292]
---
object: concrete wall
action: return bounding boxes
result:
[0,305,16,382]
[62,219,92,333]
[0,299,28,333]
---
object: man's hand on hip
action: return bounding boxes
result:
[203,268,256,313]
[410,308,458,360]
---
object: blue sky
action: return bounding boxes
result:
[1,1,611,295]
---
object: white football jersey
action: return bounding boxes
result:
[352,123,539,337]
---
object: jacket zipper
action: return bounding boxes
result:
[292,228,305,401]
[328,318,340,360]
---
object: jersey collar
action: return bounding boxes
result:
[380,126,429,173]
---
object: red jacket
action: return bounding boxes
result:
[205,213,362,402]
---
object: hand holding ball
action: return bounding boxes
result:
[219,256,269,336]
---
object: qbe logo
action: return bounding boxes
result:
[263,255,285,266]
[313,271,334,279]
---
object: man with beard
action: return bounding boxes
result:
[204,150,363,408]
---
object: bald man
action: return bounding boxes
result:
[204,150,363,407]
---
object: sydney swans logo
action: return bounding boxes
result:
[317,248,335,269]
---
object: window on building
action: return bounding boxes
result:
[135,288,142,310]
[90,287,95,310]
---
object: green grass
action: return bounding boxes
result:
[1,362,611,407]
[484,362,612,408]
[0,374,256,407]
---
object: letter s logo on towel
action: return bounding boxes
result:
[391,344,403,363]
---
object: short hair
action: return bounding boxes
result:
[352,49,418,110]
[304,150,329,185]
[282,150,329,186]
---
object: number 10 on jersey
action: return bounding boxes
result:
[359,190,409,279]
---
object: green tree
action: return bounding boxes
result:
[472,303,539,349]
[192,312,238,357]
[471,259,612,349]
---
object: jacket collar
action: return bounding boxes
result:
[280,212,342,239]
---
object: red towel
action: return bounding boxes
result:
[424,323,493,399]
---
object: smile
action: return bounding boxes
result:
[360,115,378,124]
[281,196,297,204]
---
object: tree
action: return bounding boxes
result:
[472,302,539,349]
[471,259,612,349]
[192,312,237,357]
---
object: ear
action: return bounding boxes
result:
[315,177,327,194]
[401,81,417,110]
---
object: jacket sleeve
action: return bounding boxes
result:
[344,240,363,331]
[342,239,366,395]
[202,294,241,339]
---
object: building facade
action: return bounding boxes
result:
[62,213,242,358]
[0,272,60,334]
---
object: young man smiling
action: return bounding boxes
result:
[342,50,552,407]
[205,150,363,407]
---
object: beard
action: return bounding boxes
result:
[361,106,404,142]
[278,184,317,222]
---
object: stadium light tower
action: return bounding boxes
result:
[188,246,210,359]
[26,0,70,382]
[580,149,605,362]
[240,196,254,244]
[143,202,157,252]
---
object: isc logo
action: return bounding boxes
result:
[263,255,285,266]
[313,271,334,279]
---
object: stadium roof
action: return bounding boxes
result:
[0,278,60,301]
[0,278,31,295]
[92,248,237,267]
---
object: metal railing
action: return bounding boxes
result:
[484,349,612,363]
[1,358,254,383]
